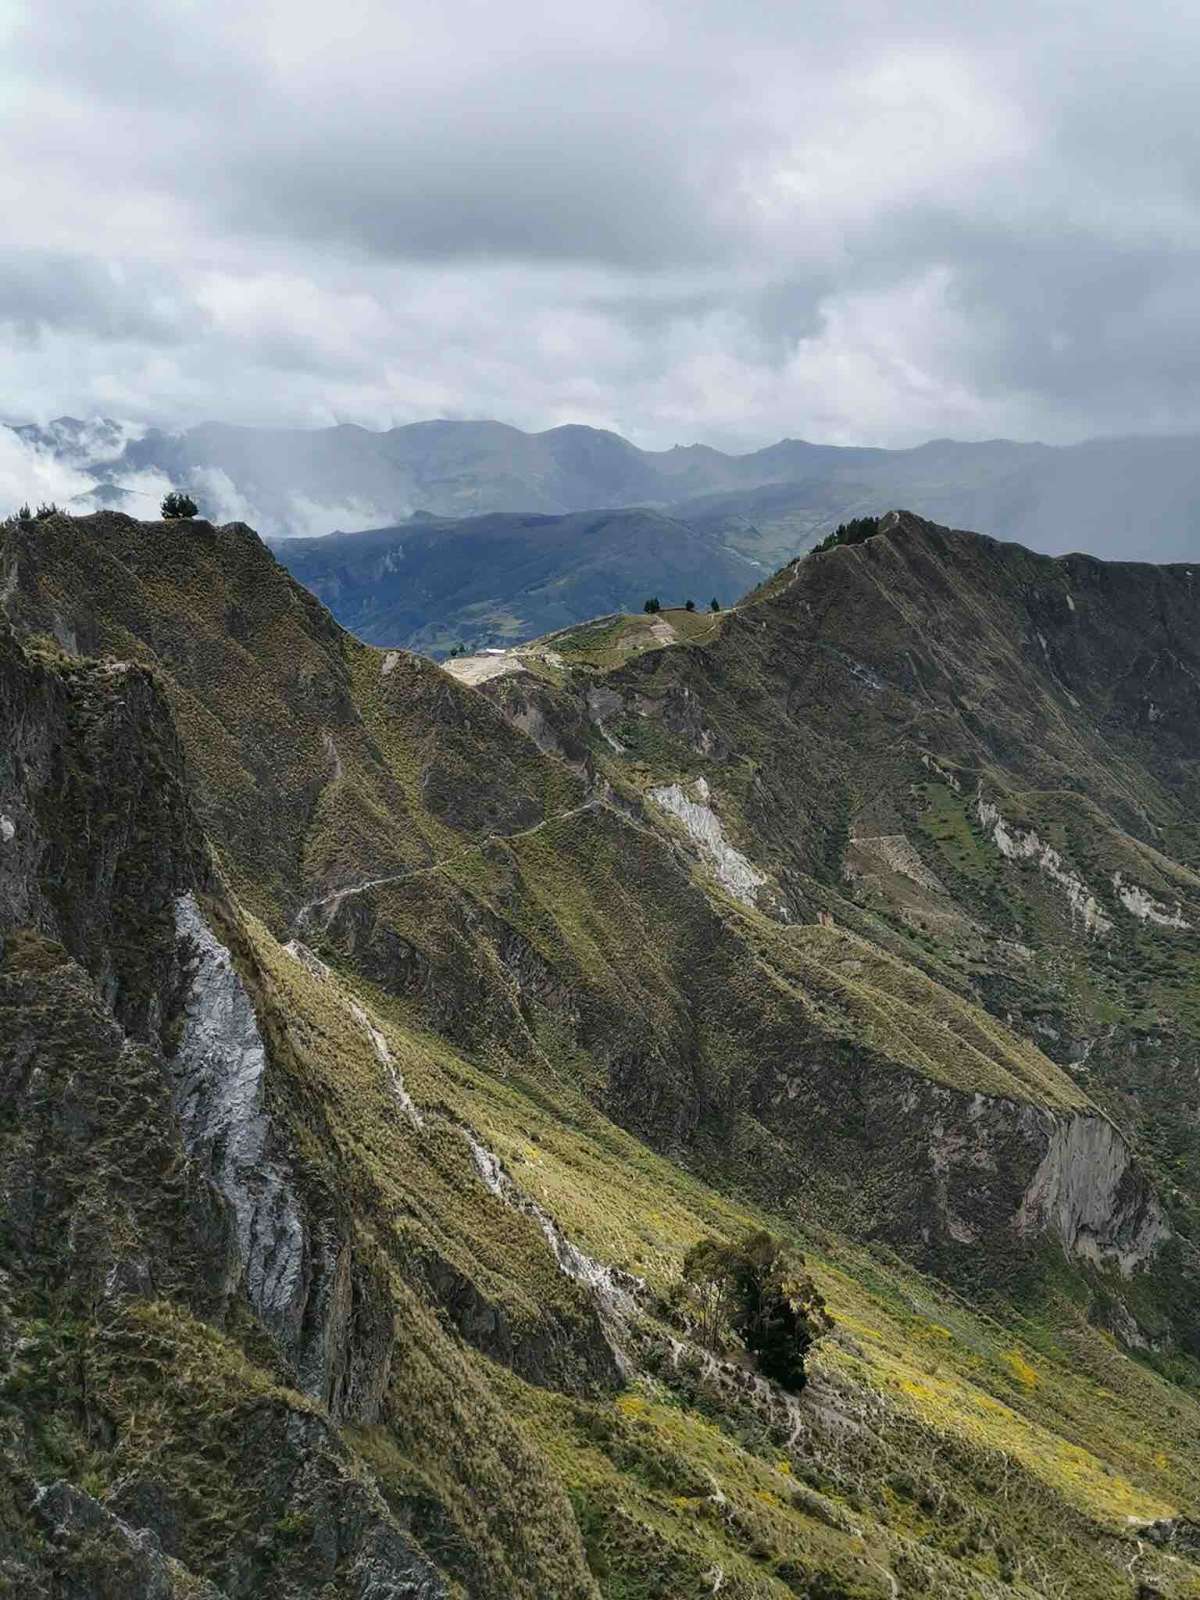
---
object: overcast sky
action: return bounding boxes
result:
[3,0,1200,451]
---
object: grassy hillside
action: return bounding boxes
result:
[481,508,1200,1307]
[2,506,1199,1598]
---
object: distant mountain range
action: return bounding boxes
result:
[13,414,1200,650]
[14,415,1200,563]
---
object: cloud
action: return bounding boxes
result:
[180,464,394,537]
[0,427,98,515]
[4,0,1200,448]
[284,494,399,538]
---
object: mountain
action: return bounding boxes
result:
[15,416,1200,564]
[2,502,1200,1599]
[272,507,762,654]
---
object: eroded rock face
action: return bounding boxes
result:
[32,1481,228,1600]
[0,620,208,1038]
[760,1044,1167,1281]
[1112,872,1191,929]
[1015,1112,1168,1274]
[976,798,1113,935]
[649,778,767,906]
[171,895,394,1418]
[0,934,236,1318]
[0,933,446,1600]
[172,894,310,1347]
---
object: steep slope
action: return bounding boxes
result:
[272,507,760,654]
[2,507,1200,1599]
[479,511,1200,1324]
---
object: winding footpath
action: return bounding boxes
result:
[293,794,603,929]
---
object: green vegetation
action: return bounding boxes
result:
[680,1231,828,1390]
[812,516,881,554]
[4,505,1200,1598]
[7,500,65,522]
[161,490,199,518]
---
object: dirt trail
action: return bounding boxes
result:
[303,592,752,932]
[293,795,603,928]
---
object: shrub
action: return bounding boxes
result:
[161,491,199,520]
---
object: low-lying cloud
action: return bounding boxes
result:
[0,428,96,515]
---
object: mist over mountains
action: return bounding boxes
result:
[11,414,1200,653]
[13,415,1200,563]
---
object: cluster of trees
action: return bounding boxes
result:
[8,494,202,524]
[811,516,880,555]
[161,492,199,519]
[680,1229,828,1391]
[643,597,722,614]
[12,503,63,522]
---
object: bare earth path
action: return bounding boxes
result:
[293,795,604,929]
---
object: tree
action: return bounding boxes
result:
[685,598,696,612]
[161,491,199,520]
[681,1236,740,1353]
[15,503,32,523]
[728,1230,828,1389]
[643,597,661,614]
[34,503,60,520]
[710,598,720,612]
[681,1230,828,1391]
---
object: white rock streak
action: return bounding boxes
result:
[464,1133,639,1319]
[173,894,307,1331]
[1112,873,1191,929]
[349,1000,423,1129]
[977,798,1193,935]
[649,777,766,905]
[283,938,423,1127]
[976,799,1112,935]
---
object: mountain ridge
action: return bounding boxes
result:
[18,412,1200,658]
[2,502,1200,1598]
